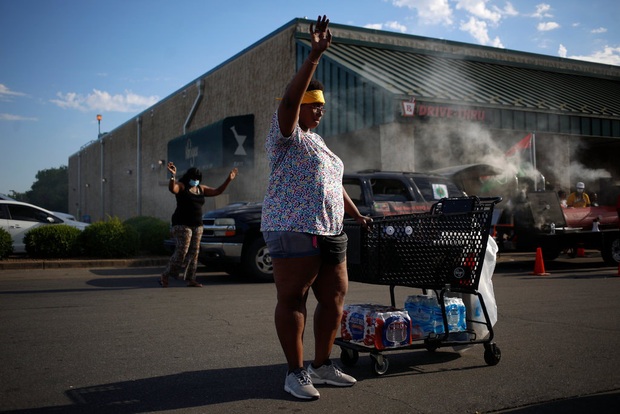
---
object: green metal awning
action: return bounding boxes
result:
[301,39,620,118]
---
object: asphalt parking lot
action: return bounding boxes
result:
[0,251,619,413]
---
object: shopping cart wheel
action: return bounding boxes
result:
[370,353,389,376]
[483,342,501,366]
[340,347,359,367]
[425,339,439,353]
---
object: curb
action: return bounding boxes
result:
[0,257,170,270]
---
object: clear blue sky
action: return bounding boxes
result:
[1,0,618,196]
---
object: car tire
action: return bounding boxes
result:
[601,234,620,266]
[241,237,273,282]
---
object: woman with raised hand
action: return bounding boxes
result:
[261,15,371,400]
[161,162,237,287]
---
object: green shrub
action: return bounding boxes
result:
[123,216,171,255]
[24,225,83,258]
[79,217,140,258]
[0,228,12,259]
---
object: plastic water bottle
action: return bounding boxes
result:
[444,297,467,332]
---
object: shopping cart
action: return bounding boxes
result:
[338,196,502,375]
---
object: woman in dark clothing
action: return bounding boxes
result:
[160,161,238,287]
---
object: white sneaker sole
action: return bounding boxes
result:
[284,384,320,400]
[307,366,357,387]
[310,377,356,387]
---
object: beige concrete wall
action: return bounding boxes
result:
[69,24,298,223]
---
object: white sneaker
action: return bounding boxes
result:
[307,361,357,387]
[284,368,320,400]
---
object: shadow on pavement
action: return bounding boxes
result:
[494,390,620,414]
[86,275,246,289]
[88,268,163,276]
[0,350,490,413]
[0,274,253,295]
[1,364,284,413]
[4,355,616,413]
[88,267,253,286]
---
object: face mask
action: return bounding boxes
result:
[189,179,200,187]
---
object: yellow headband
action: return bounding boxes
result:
[301,90,325,105]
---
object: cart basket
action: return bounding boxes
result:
[345,196,501,291]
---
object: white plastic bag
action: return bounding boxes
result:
[452,237,498,351]
[466,236,498,339]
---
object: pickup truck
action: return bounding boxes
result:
[187,171,466,281]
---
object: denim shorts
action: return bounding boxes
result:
[263,231,348,264]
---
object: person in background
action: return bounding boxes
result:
[261,15,371,400]
[558,189,568,208]
[160,162,238,288]
[567,181,591,208]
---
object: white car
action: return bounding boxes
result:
[52,211,77,221]
[0,200,89,253]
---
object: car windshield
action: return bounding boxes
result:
[369,178,414,202]
[409,176,465,201]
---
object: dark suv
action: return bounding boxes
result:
[167,171,465,281]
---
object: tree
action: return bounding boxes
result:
[25,166,68,212]
[6,190,26,201]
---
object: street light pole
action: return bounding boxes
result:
[96,113,104,220]
[97,114,102,138]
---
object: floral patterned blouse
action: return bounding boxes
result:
[261,112,344,235]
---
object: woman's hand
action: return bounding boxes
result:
[309,15,332,55]
[355,214,372,229]
[277,14,331,137]
[167,162,177,176]
[229,167,238,181]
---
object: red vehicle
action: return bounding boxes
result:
[433,164,620,265]
[495,191,619,264]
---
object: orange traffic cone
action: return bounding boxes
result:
[531,247,550,275]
